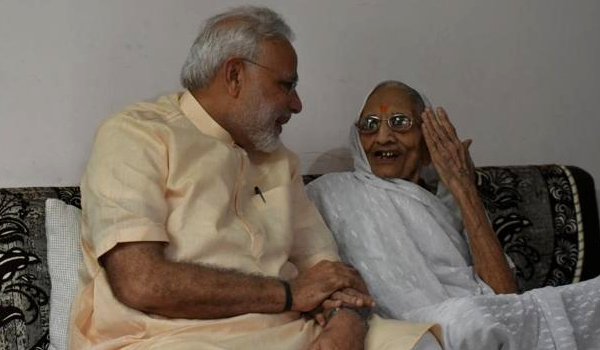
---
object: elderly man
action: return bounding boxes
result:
[69,6,440,350]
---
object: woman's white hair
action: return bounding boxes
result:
[180,6,294,91]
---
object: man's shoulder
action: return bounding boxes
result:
[113,92,185,124]
[278,144,299,162]
[92,92,190,145]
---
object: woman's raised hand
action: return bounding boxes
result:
[422,107,519,294]
[421,107,476,194]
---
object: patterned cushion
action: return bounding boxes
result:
[0,188,80,350]
[475,165,600,290]
[476,165,586,291]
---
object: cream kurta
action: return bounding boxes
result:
[70,91,435,349]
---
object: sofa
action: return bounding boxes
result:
[0,164,598,349]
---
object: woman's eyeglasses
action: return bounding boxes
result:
[355,114,414,134]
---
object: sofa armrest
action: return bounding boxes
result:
[0,187,80,350]
[566,166,600,281]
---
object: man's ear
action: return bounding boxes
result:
[223,58,244,98]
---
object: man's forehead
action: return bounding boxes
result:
[258,39,298,79]
[259,39,296,62]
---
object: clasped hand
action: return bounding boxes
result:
[290,260,374,315]
[291,260,373,349]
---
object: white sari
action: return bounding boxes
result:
[306,126,600,349]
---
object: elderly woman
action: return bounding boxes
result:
[306,81,600,350]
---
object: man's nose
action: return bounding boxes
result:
[289,90,302,114]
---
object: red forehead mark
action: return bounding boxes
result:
[379,104,390,113]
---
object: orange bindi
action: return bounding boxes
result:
[379,104,390,113]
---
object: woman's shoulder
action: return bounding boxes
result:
[305,171,362,206]
[305,171,356,191]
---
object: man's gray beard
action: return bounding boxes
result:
[249,128,281,153]
[243,96,282,153]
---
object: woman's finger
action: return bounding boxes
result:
[333,288,376,308]
[425,109,460,159]
[314,312,326,326]
[463,139,472,150]
[423,108,442,139]
[321,298,342,310]
[423,122,451,169]
[430,109,473,166]
[436,107,459,141]
[422,121,443,164]
[458,139,473,169]
[434,108,465,159]
[422,114,442,151]
[424,119,468,179]
[426,123,455,164]
[427,107,453,143]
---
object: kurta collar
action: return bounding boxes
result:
[179,90,234,145]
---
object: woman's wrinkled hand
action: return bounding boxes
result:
[421,107,476,194]
[309,308,367,350]
[308,288,375,326]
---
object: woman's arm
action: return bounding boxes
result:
[421,107,517,294]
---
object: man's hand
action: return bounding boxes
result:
[291,261,374,313]
[421,107,476,195]
[309,308,367,350]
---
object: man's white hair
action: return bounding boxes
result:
[180,6,294,91]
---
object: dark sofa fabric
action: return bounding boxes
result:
[0,165,597,349]
[474,165,599,291]
[0,188,79,350]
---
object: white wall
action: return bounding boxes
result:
[1,0,599,209]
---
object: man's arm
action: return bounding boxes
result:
[422,107,517,294]
[102,241,373,319]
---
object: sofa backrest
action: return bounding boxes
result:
[0,164,598,349]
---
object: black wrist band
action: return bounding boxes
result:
[281,280,293,312]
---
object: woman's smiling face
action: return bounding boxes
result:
[358,86,429,182]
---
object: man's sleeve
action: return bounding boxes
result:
[287,153,340,271]
[81,114,170,259]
